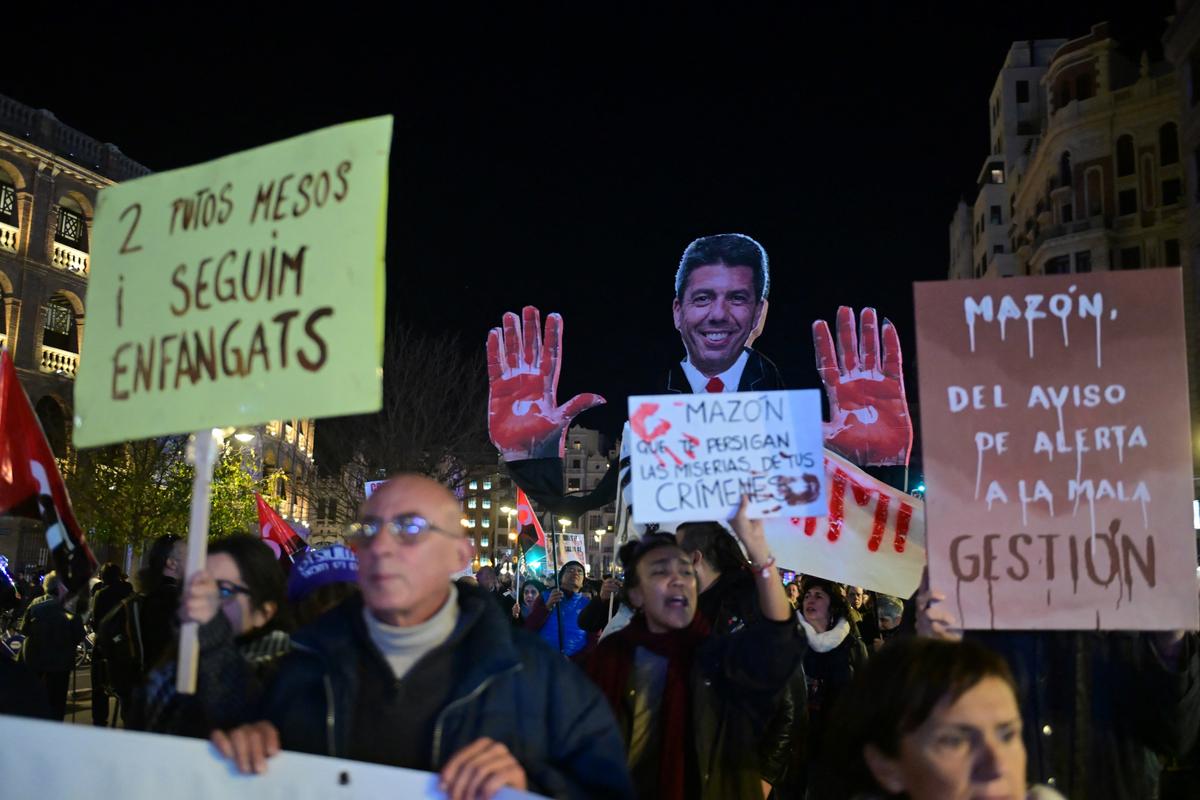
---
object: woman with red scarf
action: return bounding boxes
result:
[586,497,802,800]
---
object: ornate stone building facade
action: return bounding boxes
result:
[0,94,148,568]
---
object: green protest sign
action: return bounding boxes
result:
[73,117,392,447]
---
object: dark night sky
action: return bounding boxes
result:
[4,2,1176,441]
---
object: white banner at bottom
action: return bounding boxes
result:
[0,714,546,800]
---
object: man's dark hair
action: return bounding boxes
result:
[138,534,182,593]
[99,562,123,585]
[825,638,1018,797]
[674,233,770,301]
[675,522,749,576]
[209,534,293,633]
[618,533,684,590]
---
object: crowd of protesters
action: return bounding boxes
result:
[1,472,1198,800]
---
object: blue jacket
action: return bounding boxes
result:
[528,589,590,656]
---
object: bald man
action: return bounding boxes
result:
[205,474,632,799]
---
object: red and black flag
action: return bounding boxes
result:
[0,350,96,591]
[514,487,546,554]
[256,493,308,570]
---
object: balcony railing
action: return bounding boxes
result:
[39,345,78,378]
[51,242,88,275]
[0,220,16,254]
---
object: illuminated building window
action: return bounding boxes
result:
[55,207,85,247]
[481,537,489,547]
[483,480,492,490]
[468,480,478,491]
[43,302,71,336]
[467,498,476,509]
[0,183,15,223]
[482,499,491,509]
[482,517,490,527]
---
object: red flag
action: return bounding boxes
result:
[0,350,95,591]
[255,493,308,564]
[514,487,546,553]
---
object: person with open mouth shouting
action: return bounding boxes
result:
[586,496,802,800]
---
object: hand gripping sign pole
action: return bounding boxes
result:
[176,428,221,694]
[547,514,564,654]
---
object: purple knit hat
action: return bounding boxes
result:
[287,544,359,603]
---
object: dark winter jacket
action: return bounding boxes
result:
[18,593,84,673]
[141,612,291,737]
[800,617,868,743]
[695,568,809,789]
[591,614,803,800]
[972,630,1200,800]
[137,577,180,676]
[258,586,633,799]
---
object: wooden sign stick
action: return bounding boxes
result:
[176,428,222,694]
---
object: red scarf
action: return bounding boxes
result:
[587,613,711,800]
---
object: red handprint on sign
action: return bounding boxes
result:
[813,306,912,467]
[487,306,606,461]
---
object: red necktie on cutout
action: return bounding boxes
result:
[705,376,725,393]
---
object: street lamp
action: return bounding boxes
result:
[558,518,571,530]
[593,529,606,575]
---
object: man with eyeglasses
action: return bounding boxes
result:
[208,474,633,799]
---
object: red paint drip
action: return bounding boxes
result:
[894,502,913,553]
[827,471,847,542]
[851,483,872,507]
[804,517,817,536]
[663,446,683,467]
[868,495,890,552]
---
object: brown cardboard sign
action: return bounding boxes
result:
[914,269,1198,630]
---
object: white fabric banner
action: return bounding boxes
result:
[764,450,926,598]
[0,715,546,800]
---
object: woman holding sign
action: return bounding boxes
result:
[585,497,802,800]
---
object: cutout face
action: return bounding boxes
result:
[672,264,764,377]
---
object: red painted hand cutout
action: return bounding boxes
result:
[813,306,912,467]
[487,306,605,461]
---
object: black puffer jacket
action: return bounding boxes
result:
[261,586,633,799]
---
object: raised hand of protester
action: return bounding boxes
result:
[211,720,281,774]
[545,588,564,609]
[511,600,522,620]
[599,578,621,601]
[731,495,792,622]
[440,737,528,800]
[179,569,220,626]
[487,306,605,461]
[915,567,961,641]
[813,306,912,467]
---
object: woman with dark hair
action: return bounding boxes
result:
[586,498,802,799]
[142,534,293,736]
[511,578,546,623]
[799,577,867,755]
[825,637,1063,799]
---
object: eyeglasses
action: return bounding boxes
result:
[216,580,252,601]
[344,513,461,546]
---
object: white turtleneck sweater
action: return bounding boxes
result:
[362,583,461,680]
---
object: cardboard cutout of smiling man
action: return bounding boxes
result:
[486,233,912,520]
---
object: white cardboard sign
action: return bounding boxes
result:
[0,715,545,800]
[627,390,825,523]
